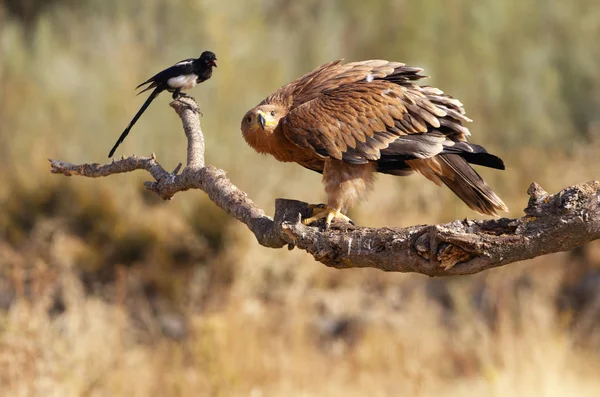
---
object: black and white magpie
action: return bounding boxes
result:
[108,50,217,158]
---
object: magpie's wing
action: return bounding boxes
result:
[173,58,196,67]
[135,58,196,92]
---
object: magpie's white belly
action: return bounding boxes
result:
[167,74,198,90]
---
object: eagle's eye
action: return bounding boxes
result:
[246,115,252,123]
[270,111,275,117]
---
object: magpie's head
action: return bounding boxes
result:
[200,51,217,68]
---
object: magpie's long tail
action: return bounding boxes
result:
[108,87,162,158]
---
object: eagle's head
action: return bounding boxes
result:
[241,104,287,151]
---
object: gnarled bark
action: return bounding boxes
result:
[49,97,600,276]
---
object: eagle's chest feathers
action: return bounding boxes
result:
[244,125,308,163]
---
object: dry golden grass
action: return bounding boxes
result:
[2,255,600,396]
[2,0,600,395]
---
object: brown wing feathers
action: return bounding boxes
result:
[282,63,467,162]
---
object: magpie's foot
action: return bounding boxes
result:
[173,97,201,114]
[172,89,192,99]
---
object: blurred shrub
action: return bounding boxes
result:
[0,176,234,304]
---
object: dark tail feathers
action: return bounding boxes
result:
[441,142,505,170]
[437,154,508,216]
[108,87,162,158]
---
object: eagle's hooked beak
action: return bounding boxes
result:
[258,113,266,130]
[256,110,276,130]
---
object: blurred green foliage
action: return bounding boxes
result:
[2,0,599,159]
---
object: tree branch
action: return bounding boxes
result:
[49,97,600,276]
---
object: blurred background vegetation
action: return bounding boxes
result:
[1,0,600,395]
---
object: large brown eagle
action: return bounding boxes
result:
[241,59,507,227]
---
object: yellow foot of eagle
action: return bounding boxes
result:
[302,204,354,229]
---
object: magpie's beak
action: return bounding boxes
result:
[211,60,217,67]
[258,113,266,130]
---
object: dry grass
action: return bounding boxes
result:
[2,0,600,395]
[2,255,600,396]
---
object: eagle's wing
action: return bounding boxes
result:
[280,61,473,165]
[260,60,343,106]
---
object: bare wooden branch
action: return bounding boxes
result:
[49,96,600,276]
[171,98,204,169]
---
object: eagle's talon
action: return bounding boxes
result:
[302,205,352,229]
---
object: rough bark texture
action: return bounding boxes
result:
[49,96,600,276]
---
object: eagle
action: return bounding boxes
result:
[241,59,507,227]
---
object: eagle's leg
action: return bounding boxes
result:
[302,161,375,228]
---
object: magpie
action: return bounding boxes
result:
[108,51,217,158]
